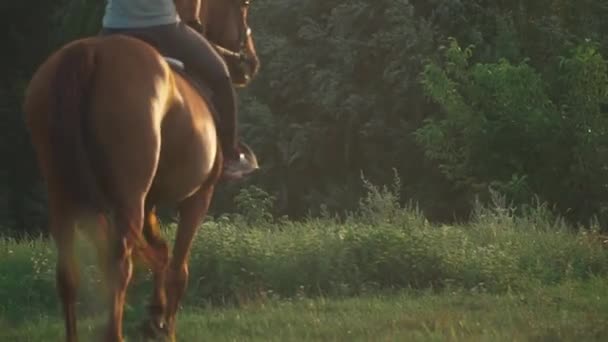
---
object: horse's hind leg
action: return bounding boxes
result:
[140,205,171,340]
[102,202,148,342]
[166,185,215,340]
[96,133,161,342]
[48,196,80,342]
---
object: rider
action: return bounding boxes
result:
[100,0,258,180]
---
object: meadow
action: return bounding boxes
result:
[1,183,607,341]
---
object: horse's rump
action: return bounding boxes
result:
[25,34,218,265]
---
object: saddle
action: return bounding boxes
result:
[163,57,219,123]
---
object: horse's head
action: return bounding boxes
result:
[200,0,260,87]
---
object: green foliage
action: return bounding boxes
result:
[233,185,276,226]
[351,169,428,228]
[416,38,608,223]
[236,0,608,223]
[175,185,608,300]
[239,0,443,217]
[416,38,558,194]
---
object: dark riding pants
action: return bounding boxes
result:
[100,22,239,159]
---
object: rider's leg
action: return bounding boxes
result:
[168,23,240,159]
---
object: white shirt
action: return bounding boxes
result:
[102,0,181,28]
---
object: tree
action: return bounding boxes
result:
[416,39,608,225]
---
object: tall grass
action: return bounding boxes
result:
[1,175,607,321]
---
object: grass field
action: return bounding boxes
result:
[1,187,607,341]
[1,279,607,341]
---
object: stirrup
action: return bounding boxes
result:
[237,141,259,170]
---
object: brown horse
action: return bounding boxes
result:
[22,1,260,341]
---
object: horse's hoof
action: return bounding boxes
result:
[140,319,170,342]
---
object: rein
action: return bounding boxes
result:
[211,27,251,61]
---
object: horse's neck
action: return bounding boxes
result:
[200,0,210,33]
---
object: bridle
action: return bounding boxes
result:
[209,0,253,63]
[211,28,252,62]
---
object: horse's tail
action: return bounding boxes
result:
[50,41,106,214]
[50,40,163,268]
